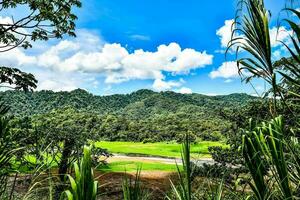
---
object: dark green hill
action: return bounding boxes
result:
[1,89,258,142]
[0,89,256,117]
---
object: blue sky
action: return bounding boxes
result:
[0,0,290,95]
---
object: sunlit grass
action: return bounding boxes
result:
[95,141,226,158]
[97,161,182,172]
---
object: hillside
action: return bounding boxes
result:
[1,89,258,142]
[0,89,256,116]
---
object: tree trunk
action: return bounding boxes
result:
[54,139,74,200]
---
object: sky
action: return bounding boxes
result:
[0,0,292,95]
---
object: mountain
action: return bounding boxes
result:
[0,89,256,117]
[0,89,258,142]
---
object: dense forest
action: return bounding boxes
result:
[1,0,300,199]
[2,89,257,142]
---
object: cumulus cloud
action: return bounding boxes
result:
[269,26,292,48]
[178,87,193,94]
[0,48,36,67]
[130,34,151,41]
[213,20,293,80]
[152,78,184,91]
[210,61,240,79]
[216,19,292,54]
[0,29,213,92]
[216,19,235,48]
[224,79,233,83]
[33,69,100,92]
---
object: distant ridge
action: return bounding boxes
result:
[0,89,257,117]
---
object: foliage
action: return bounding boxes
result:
[0,102,14,196]
[98,160,181,172]
[94,141,226,158]
[122,167,150,200]
[0,0,81,51]
[168,134,231,200]
[61,145,98,200]
[2,89,257,142]
[168,133,193,200]
[242,116,300,199]
[0,67,37,92]
[229,0,280,115]
[0,66,37,197]
[228,0,300,199]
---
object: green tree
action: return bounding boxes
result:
[0,66,37,91]
[32,107,100,198]
[0,0,81,52]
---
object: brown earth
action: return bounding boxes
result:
[95,170,177,200]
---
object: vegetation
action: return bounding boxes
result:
[62,145,98,200]
[0,0,81,51]
[1,0,300,199]
[122,168,149,200]
[2,89,256,142]
[98,161,180,172]
[94,141,225,158]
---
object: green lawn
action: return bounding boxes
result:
[94,141,226,158]
[97,161,181,172]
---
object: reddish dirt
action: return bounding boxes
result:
[95,170,177,200]
[10,169,178,199]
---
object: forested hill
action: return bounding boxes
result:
[0,89,256,117]
[0,89,258,142]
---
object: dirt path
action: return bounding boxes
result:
[107,154,215,166]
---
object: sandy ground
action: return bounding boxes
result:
[106,153,215,166]
[95,170,177,200]
[106,154,183,164]
[9,155,215,200]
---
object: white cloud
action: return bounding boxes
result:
[178,87,193,94]
[272,49,282,60]
[216,19,235,48]
[130,34,151,41]
[152,78,183,91]
[38,40,212,82]
[224,79,233,83]
[210,61,240,79]
[0,48,36,67]
[255,85,264,92]
[0,28,213,92]
[216,19,292,57]
[33,69,98,92]
[38,79,77,92]
[269,26,292,48]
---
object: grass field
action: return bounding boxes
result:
[97,161,181,172]
[95,141,226,158]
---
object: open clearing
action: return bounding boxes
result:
[95,141,222,172]
[95,141,225,158]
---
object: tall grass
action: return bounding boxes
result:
[229,0,300,199]
[61,145,98,200]
[242,116,300,199]
[168,133,192,200]
[167,134,225,200]
[122,167,149,200]
[228,0,279,114]
[0,102,20,198]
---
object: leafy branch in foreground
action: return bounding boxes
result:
[228,0,278,114]
[0,0,82,52]
[0,66,37,92]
